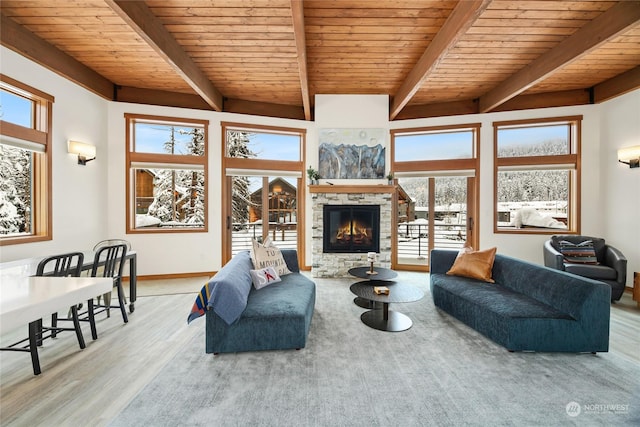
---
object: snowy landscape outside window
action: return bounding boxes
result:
[0,75,52,245]
[391,124,480,267]
[221,122,305,258]
[493,116,581,233]
[126,114,208,232]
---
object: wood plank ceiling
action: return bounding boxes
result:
[1,0,639,121]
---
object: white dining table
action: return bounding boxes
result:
[0,274,113,374]
[0,249,138,313]
[0,276,113,334]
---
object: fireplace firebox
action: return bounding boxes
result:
[323,205,380,253]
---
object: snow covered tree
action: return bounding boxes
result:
[180,127,205,225]
[0,145,30,235]
[147,127,178,223]
[227,130,255,225]
[146,125,206,226]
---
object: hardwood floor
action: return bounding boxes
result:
[0,285,201,427]
[0,277,638,427]
[608,290,640,364]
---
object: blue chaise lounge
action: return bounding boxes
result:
[429,249,610,353]
[189,249,316,354]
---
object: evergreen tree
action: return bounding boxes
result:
[147,127,177,222]
[180,127,205,224]
[0,145,30,234]
[226,130,255,225]
[146,125,207,226]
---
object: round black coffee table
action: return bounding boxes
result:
[348,266,398,308]
[348,266,398,281]
[350,280,424,332]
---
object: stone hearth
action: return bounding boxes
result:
[310,185,393,277]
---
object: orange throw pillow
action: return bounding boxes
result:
[446,246,497,283]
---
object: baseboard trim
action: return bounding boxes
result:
[122,271,216,282]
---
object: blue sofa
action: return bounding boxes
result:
[204,249,316,354]
[430,249,610,353]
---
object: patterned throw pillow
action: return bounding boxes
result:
[559,240,599,264]
[250,238,292,276]
[249,266,281,290]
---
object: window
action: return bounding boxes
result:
[494,116,581,233]
[0,75,53,245]
[221,122,305,261]
[126,114,208,232]
[224,123,301,161]
[394,128,475,162]
[391,124,480,268]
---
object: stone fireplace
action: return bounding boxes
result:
[310,185,393,277]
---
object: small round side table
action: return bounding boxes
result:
[348,266,398,308]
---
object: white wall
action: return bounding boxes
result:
[313,94,391,183]
[601,90,640,287]
[0,47,108,261]
[2,47,637,285]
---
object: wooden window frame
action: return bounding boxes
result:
[391,123,481,260]
[0,74,53,246]
[391,123,481,175]
[125,113,209,234]
[220,122,306,264]
[493,115,582,235]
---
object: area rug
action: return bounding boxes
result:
[110,274,640,426]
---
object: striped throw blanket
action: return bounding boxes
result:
[187,281,211,324]
[186,251,253,325]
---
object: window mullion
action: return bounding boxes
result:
[129,152,206,166]
[496,154,577,168]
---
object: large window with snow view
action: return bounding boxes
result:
[493,116,581,234]
[126,114,208,233]
[220,122,305,262]
[0,75,53,246]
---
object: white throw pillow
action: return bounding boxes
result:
[250,238,292,276]
[249,266,282,290]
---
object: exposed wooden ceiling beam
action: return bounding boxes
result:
[593,65,640,103]
[492,89,590,113]
[395,89,592,120]
[394,99,478,121]
[478,1,640,113]
[389,0,491,120]
[105,0,224,112]
[0,13,114,100]
[224,98,306,121]
[290,0,312,121]
[115,86,214,111]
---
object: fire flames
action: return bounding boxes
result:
[335,220,371,244]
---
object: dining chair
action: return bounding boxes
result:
[86,243,129,339]
[92,239,131,316]
[35,252,87,349]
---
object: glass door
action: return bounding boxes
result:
[395,176,475,270]
[227,174,299,257]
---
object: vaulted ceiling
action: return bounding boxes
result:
[2,0,639,121]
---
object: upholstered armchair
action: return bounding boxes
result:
[543,235,627,301]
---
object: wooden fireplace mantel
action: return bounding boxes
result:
[308,184,395,194]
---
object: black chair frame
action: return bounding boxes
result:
[79,243,129,340]
[0,252,87,375]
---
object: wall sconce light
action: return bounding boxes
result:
[617,145,640,168]
[67,140,96,165]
